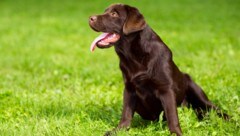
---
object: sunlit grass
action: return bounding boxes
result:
[0,0,239,135]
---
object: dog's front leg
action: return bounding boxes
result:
[118,86,136,129]
[105,85,136,136]
[157,90,182,136]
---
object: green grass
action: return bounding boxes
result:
[0,0,239,135]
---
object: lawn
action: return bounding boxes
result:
[0,0,239,135]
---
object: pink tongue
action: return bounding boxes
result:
[90,33,109,52]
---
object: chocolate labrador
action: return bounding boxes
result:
[89,3,229,136]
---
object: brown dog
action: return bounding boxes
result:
[89,3,229,136]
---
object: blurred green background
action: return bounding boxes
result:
[0,0,239,135]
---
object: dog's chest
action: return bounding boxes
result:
[117,49,150,75]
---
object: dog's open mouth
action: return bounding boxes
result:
[90,33,120,52]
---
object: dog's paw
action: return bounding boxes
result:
[104,128,118,136]
[104,131,113,136]
[104,127,129,136]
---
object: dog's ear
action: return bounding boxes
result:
[123,6,146,35]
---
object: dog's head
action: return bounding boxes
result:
[89,4,146,51]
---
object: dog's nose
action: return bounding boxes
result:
[89,16,97,23]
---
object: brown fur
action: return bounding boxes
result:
[89,4,229,136]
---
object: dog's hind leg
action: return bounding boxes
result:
[184,74,229,120]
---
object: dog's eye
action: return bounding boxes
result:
[110,11,118,17]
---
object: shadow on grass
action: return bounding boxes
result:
[82,102,169,131]
[35,98,170,128]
